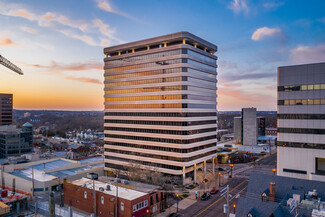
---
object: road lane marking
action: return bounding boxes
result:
[194,180,248,217]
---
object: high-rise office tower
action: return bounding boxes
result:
[277,62,325,181]
[0,93,13,126]
[103,32,218,183]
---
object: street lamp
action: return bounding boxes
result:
[176,194,179,213]
[272,168,277,175]
[229,164,234,178]
[233,204,236,213]
[218,172,221,186]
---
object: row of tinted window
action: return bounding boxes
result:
[105,160,182,171]
[106,67,216,82]
[105,134,217,144]
[105,119,216,126]
[278,141,325,149]
[106,67,181,79]
[105,59,183,72]
[278,128,325,134]
[105,85,216,95]
[278,84,325,92]
[186,59,216,71]
[105,76,215,88]
[105,94,215,102]
[107,49,182,65]
[278,114,325,120]
[187,50,216,64]
[278,99,325,105]
[105,149,216,162]
[105,127,216,135]
[105,142,216,153]
[105,103,216,109]
[105,112,216,117]
[107,49,215,65]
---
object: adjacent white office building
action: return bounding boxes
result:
[277,62,325,182]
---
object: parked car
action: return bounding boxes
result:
[210,187,219,194]
[201,193,211,201]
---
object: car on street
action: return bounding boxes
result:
[201,193,211,201]
[210,187,219,194]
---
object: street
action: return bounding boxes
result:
[178,152,277,217]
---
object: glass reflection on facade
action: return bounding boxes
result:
[103,32,218,179]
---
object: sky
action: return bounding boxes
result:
[0,0,325,111]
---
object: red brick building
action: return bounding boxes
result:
[64,178,165,217]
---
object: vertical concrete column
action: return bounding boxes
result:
[132,49,135,53]
[182,166,186,185]
[182,39,187,44]
[147,45,150,50]
[163,42,167,47]
[194,164,197,183]
[203,161,207,178]
[118,51,121,55]
[194,43,198,48]
[212,157,215,176]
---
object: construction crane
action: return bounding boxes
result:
[0,55,23,75]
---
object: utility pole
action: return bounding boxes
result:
[115,175,119,217]
[93,179,96,217]
[32,166,34,197]
[221,185,230,217]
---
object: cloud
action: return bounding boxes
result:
[0,38,16,46]
[228,0,249,14]
[20,60,103,73]
[96,0,141,23]
[64,76,102,85]
[21,26,38,34]
[39,12,88,32]
[220,72,275,83]
[251,27,284,41]
[290,44,325,64]
[0,2,120,46]
[263,1,284,10]
[93,18,124,43]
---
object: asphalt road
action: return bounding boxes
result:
[179,178,248,217]
[179,153,277,217]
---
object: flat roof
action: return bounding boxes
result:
[9,157,104,182]
[104,32,217,54]
[71,178,147,201]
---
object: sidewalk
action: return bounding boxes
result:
[156,194,198,217]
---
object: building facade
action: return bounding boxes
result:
[103,32,218,183]
[233,108,266,146]
[277,62,325,182]
[0,94,13,126]
[0,123,33,158]
[64,178,165,217]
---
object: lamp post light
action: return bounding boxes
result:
[233,204,236,213]
[218,172,221,186]
[176,194,179,213]
[229,164,234,178]
[272,168,277,175]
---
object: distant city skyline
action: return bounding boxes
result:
[0,0,325,110]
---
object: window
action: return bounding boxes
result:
[101,196,104,205]
[120,202,124,211]
[84,191,87,199]
[316,158,325,175]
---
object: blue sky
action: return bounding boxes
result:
[0,0,325,110]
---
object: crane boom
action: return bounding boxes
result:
[0,55,23,75]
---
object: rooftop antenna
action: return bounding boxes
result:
[0,55,23,75]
